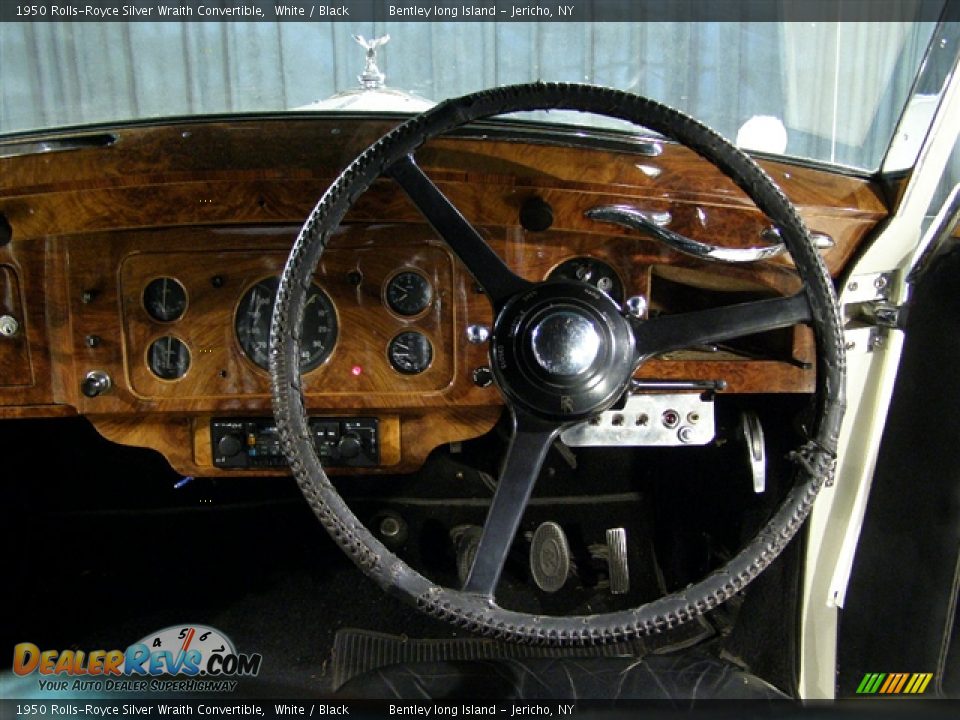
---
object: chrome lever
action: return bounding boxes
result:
[760,226,835,250]
[587,204,832,263]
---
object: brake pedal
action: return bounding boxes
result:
[530,522,571,593]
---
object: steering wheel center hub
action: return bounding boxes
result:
[490,281,635,421]
[530,310,601,376]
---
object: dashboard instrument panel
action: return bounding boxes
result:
[0,116,893,476]
[118,239,458,402]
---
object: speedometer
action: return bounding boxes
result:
[235,276,337,373]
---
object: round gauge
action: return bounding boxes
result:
[147,336,191,380]
[385,270,433,316]
[135,624,235,658]
[143,277,187,322]
[235,276,337,373]
[548,257,624,304]
[388,331,433,375]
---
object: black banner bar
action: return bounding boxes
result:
[0,0,951,24]
[4,700,960,720]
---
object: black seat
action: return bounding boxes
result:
[335,651,790,700]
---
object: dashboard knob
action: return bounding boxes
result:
[519,197,553,232]
[80,370,112,398]
[0,314,19,337]
[337,434,362,460]
[217,434,244,457]
[472,366,494,387]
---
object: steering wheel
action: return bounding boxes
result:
[270,83,845,644]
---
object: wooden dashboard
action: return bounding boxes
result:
[0,116,890,475]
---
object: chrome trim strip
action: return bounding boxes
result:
[0,133,117,159]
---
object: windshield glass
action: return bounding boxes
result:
[0,18,941,171]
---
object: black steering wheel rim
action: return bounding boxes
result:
[270,82,845,644]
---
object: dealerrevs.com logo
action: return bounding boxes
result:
[13,625,262,693]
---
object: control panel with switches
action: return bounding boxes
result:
[211,417,379,469]
[559,393,715,448]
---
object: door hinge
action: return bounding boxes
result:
[842,273,906,354]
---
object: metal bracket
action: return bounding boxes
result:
[843,272,891,304]
[844,326,887,355]
[560,392,715,448]
[842,273,903,354]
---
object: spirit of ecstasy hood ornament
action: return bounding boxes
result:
[297,33,433,112]
[353,34,389,89]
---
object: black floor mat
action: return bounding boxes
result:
[329,619,714,691]
[1,417,751,699]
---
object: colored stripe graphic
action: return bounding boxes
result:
[892,673,909,693]
[857,672,932,694]
[879,674,895,693]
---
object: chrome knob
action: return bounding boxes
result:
[81,370,112,398]
[0,314,19,337]
[466,324,490,344]
[623,295,648,319]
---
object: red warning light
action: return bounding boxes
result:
[351,365,363,376]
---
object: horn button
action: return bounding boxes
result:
[531,311,601,376]
[490,281,636,421]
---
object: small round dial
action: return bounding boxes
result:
[235,276,337,373]
[143,277,187,322]
[388,331,433,375]
[385,271,433,317]
[548,257,624,304]
[147,336,191,380]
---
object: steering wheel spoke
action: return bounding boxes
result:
[386,154,531,306]
[629,292,812,364]
[462,411,562,597]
